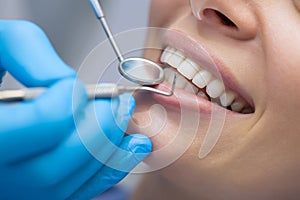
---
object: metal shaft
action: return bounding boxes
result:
[0,74,176,102]
[89,0,124,62]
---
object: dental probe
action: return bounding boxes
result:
[0,74,176,102]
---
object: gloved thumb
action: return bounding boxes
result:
[67,134,152,200]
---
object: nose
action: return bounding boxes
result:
[190,0,258,40]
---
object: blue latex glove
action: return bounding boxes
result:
[0,20,152,200]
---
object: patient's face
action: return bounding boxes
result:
[128,0,300,199]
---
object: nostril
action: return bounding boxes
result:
[215,11,236,27]
[203,8,237,29]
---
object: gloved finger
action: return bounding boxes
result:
[78,93,136,164]
[46,156,103,200]
[8,96,123,187]
[67,134,152,200]
[48,95,139,199]
[0,78,87,164]
[7,94,135,195]
[0,20,75,86]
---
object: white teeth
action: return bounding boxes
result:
[206,79,225,98]
[177,59,200,80]
[161,47,175,63]
[161,46,253,113]
[167,50,185,69]
[211,98,222,107]
[184,81,199,94]
[231,100,246,112]
[197,91,209,100]
[192,70,213,88]
[220,91,236,107]
[163,68,174,84]
[175,75,188,89]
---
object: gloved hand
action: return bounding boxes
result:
[0,20,152,200]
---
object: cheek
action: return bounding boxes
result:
[149,0,191,27]
[263,17,300,118]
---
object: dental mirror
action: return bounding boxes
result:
[119,58,164,85]
[89,0,165,86]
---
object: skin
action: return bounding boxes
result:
[128,0,300,199]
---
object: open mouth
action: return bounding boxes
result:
[160,46,254,114]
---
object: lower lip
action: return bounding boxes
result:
[152,81,238,116]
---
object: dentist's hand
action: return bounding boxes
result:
[0,20,152,200]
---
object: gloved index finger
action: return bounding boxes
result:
[0,78,88,164]
[0,20,75,87]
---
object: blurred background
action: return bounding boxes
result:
[0,0,151,192]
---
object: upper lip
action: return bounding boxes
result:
[162,30,254,108]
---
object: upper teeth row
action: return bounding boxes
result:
[160,46,252,113]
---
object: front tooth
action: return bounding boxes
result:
[231,100,246,112]
[197,90,209,100]
[192,70,213,88]
[206,79,225,98]
[184,81,199,94]
[163,68,173,84]
[177,59,200,80]
[161,47,175,63]
[175,75,188,89]
[220,91,236,107]
[167,50,185,69]
[211,98,222,107]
